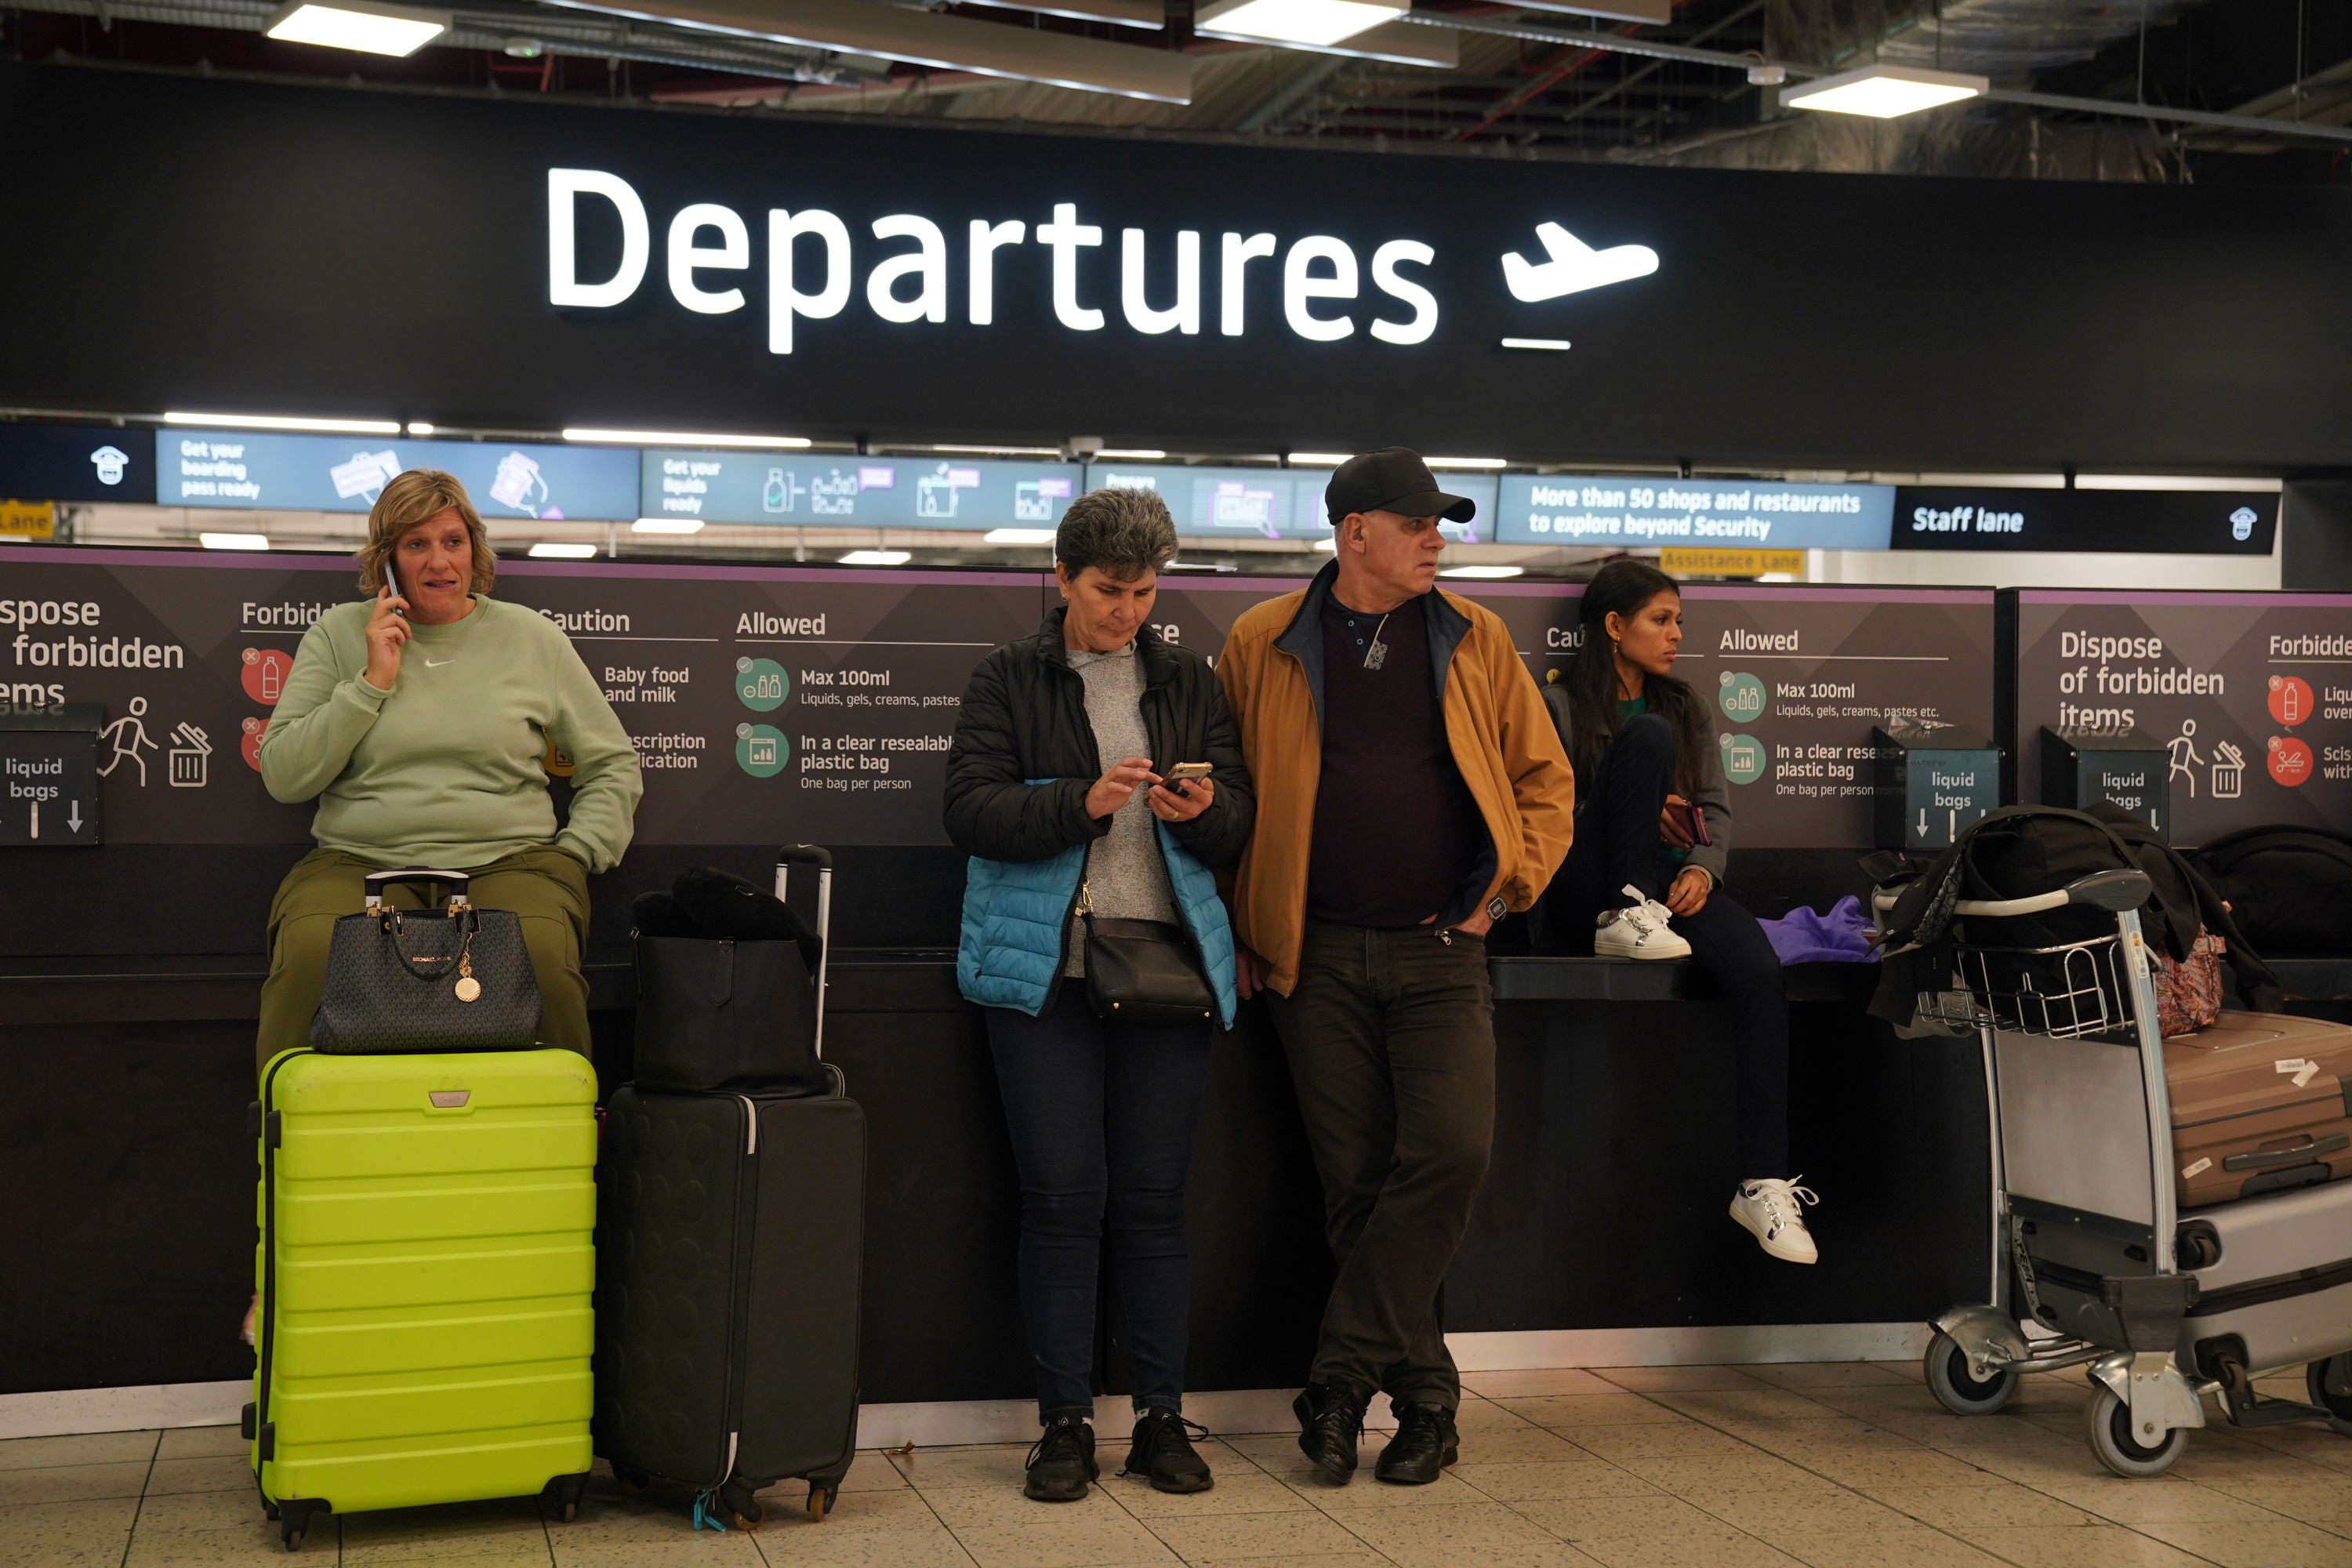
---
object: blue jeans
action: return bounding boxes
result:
[985,993,1214,1420]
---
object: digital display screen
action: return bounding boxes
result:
[1494,476,1895,550]
[644,452,1081,528]
[0,423,156,504]
[1085,464,1500,543]
[157,430,641,521]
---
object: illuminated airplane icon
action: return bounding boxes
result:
[1501,223,1661,303]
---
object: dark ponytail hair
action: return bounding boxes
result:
[1560,559,1708,801]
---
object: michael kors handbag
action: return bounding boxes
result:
[309,869,542,1052]
[1078,881,1217,1028]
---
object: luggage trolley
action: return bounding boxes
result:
[1884,867,2352,1476]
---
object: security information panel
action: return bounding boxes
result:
[159,429,641,521]
[2,550,1991,849]
[644,452,1080,528]
[2015,590,2352,844]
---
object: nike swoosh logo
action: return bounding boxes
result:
[1501,223,1660,303]
[425,658,453,667]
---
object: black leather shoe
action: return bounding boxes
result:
[1293,1381,1369,1484]
[1374,1402,1460,1485]
[1123,1407,1214,1494]
[1024,1411,1098,1502]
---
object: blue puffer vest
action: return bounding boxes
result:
[956,804,1239,1028]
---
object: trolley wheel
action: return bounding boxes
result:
[558,1502,578,1524]
[2306,1356,2352,1436]
[2085,1385,2188,1478]
[808,1483,836,1523]
[613,1465,649,1496]
[1924,1331,2020,1417]
[281,1523,303,1552]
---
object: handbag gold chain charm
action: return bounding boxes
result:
[452,914,481,1003]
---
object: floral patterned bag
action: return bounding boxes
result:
[2154,932,2227,1037]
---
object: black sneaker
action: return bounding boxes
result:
[1023,1411,1098,1502]
[1122,1407,1214,1494]
[1374,1402,1459,1485]
[1293,1381,1369,1484]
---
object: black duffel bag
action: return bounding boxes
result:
[632,935,824,1094]
[2190,826,2352,957]
[630,863,827,1094]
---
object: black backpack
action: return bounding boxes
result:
[2190,826,2352,957]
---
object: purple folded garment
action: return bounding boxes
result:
[1757,895,1875,965]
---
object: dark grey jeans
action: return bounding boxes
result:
[1267,919,1496,1413]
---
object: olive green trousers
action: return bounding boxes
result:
[255,844,592,1080]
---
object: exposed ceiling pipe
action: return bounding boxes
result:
[535,0,1192,100]
[952,0,1164,31]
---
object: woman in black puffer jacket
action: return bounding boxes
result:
[943,487,1254,1503]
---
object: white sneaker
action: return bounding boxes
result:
[1594,884,1691,960]
[1730,1177,1820,1265]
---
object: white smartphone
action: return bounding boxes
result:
[1163,762,1213,794]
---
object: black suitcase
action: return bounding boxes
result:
[594,847,867,1528]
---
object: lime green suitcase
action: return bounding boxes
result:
[247,1047,597,1550]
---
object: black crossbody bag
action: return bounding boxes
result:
[1076,880,1218,1028]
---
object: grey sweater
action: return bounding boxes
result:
[1063,643,1179,976]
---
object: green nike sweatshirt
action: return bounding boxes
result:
[259,595,643,873]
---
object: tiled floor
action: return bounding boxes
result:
[14,1362,2352,1567]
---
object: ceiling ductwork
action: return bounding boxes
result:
[1769,0,2207,83]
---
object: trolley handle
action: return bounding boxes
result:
[1950,869,2151,920]
[1871,868,2153,920]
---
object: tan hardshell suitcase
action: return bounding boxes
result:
[2169,1010,2352,1208]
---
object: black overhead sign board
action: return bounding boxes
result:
[0,423,155,506]
[2,62,2350,471]
[1896,488,2278,554]
[0,548,1992,854]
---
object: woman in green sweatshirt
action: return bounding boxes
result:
[252,467,644,1080]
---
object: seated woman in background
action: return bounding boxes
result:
[252,466,644,1083]
[1543,559,1818,1265]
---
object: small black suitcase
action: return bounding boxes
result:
[594,847,867,1527]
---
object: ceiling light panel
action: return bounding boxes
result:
[1196,0,1404,49]
[1782,64,1987,118]
[266,0,450,56]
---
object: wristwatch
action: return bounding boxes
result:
[1486,895,1509,924]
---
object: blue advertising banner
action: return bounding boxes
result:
[642,451,1080,528]
[1493,475,1896,550]
[1085,463,1499,543]
[156,430,641,521]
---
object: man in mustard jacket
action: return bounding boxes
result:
[1217,448,1576,1486]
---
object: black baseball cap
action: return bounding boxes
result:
[1324,448,1475,527]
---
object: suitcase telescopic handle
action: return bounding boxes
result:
[363,867,473,909]
[775,844,833,1059]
